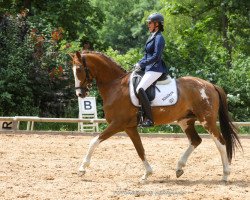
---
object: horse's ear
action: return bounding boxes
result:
[76,51,82,61]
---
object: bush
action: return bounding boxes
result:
[0,13,75,117]
[0,14,39,116]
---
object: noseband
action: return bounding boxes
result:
[75,55,92,91]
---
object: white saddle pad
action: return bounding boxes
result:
[129,71,178,107]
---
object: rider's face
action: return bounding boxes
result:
[147,21,158,33]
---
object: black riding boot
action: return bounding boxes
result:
[137,88,154,127]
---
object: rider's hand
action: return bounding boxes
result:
[134,63,141,71]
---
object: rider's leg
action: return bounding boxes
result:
[136,71,162,127]
[136,71,162,94]
[137,88,154,127]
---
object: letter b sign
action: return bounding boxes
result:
[78,97,97,115]
[84,101,92,110]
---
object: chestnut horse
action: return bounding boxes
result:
[71,51,241,182]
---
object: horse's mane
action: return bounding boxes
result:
[82,50,127,73]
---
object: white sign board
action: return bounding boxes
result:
[78,97,99,132]
[78,97,97,115]
[0,121,13,130]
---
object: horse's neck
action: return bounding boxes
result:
[89,54,125,84]
[88,54,126,102]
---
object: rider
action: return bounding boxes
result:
[134,13,167,127]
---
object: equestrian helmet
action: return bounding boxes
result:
[147,13,164,25]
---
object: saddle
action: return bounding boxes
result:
[132,70,172,101]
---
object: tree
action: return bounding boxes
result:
[0,0,104,117]
[0,0,104,44]
[0,14,38,115]
[160,0,249,69]
[91,0,161,52]
[158,0,250,120]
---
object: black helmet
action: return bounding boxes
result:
[147,13,164,25]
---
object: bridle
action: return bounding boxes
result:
[75,55,93,93]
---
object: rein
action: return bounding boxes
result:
[82,55,91,81]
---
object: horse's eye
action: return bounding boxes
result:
[76,67,82,72]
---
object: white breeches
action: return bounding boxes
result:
[136,71,162,93]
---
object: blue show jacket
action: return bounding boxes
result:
[138,31,167,73]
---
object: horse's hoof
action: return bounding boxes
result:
[139,178,148,185]
[222,177,228,183]
[84,162,90,168]
[176,169,184,178]
[78,170,86,177]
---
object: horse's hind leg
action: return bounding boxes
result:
[125,127,152,183]
[78,123,122,175]
[201,119,230,181]
[176,118,202,178]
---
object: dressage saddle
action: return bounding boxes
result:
[132,70,171,101]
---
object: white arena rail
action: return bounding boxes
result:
[0,116,249,132]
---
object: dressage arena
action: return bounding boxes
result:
[0,132,249,200]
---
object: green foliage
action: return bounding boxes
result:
[0,0,249,132]
[18,122,78,131]
[0,0,104,44]
[0,15,38,116]
[160,0,249,69]
[91,0,161,52]
[158,0,250,123]
[0,13,74,117]
[29,0,103,43]
[217,56,250,121]
[0,0,101,118]
[105,47,142,71]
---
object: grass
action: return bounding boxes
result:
[17,122,250,134]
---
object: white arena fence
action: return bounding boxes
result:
[0,116,249,133]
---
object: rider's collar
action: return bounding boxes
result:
[150,31,158,39]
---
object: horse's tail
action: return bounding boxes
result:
[214,85,242,163]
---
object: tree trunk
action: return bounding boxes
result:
[23,0,31,9]
[221,1,232,68]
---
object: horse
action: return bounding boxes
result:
[70,51,242,182]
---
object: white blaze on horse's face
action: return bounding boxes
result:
[73,65,82,97]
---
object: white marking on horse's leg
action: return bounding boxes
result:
[79,136,101,174]
[140,157,153,183]
[177,144,195,170]
[176,142,195,178]
[211,136,230,181]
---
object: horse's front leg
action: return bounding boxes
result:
[78,135,100,175]
[78,123,122,175]
[125,127,153,183]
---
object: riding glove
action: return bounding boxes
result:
[134,63,141,72]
